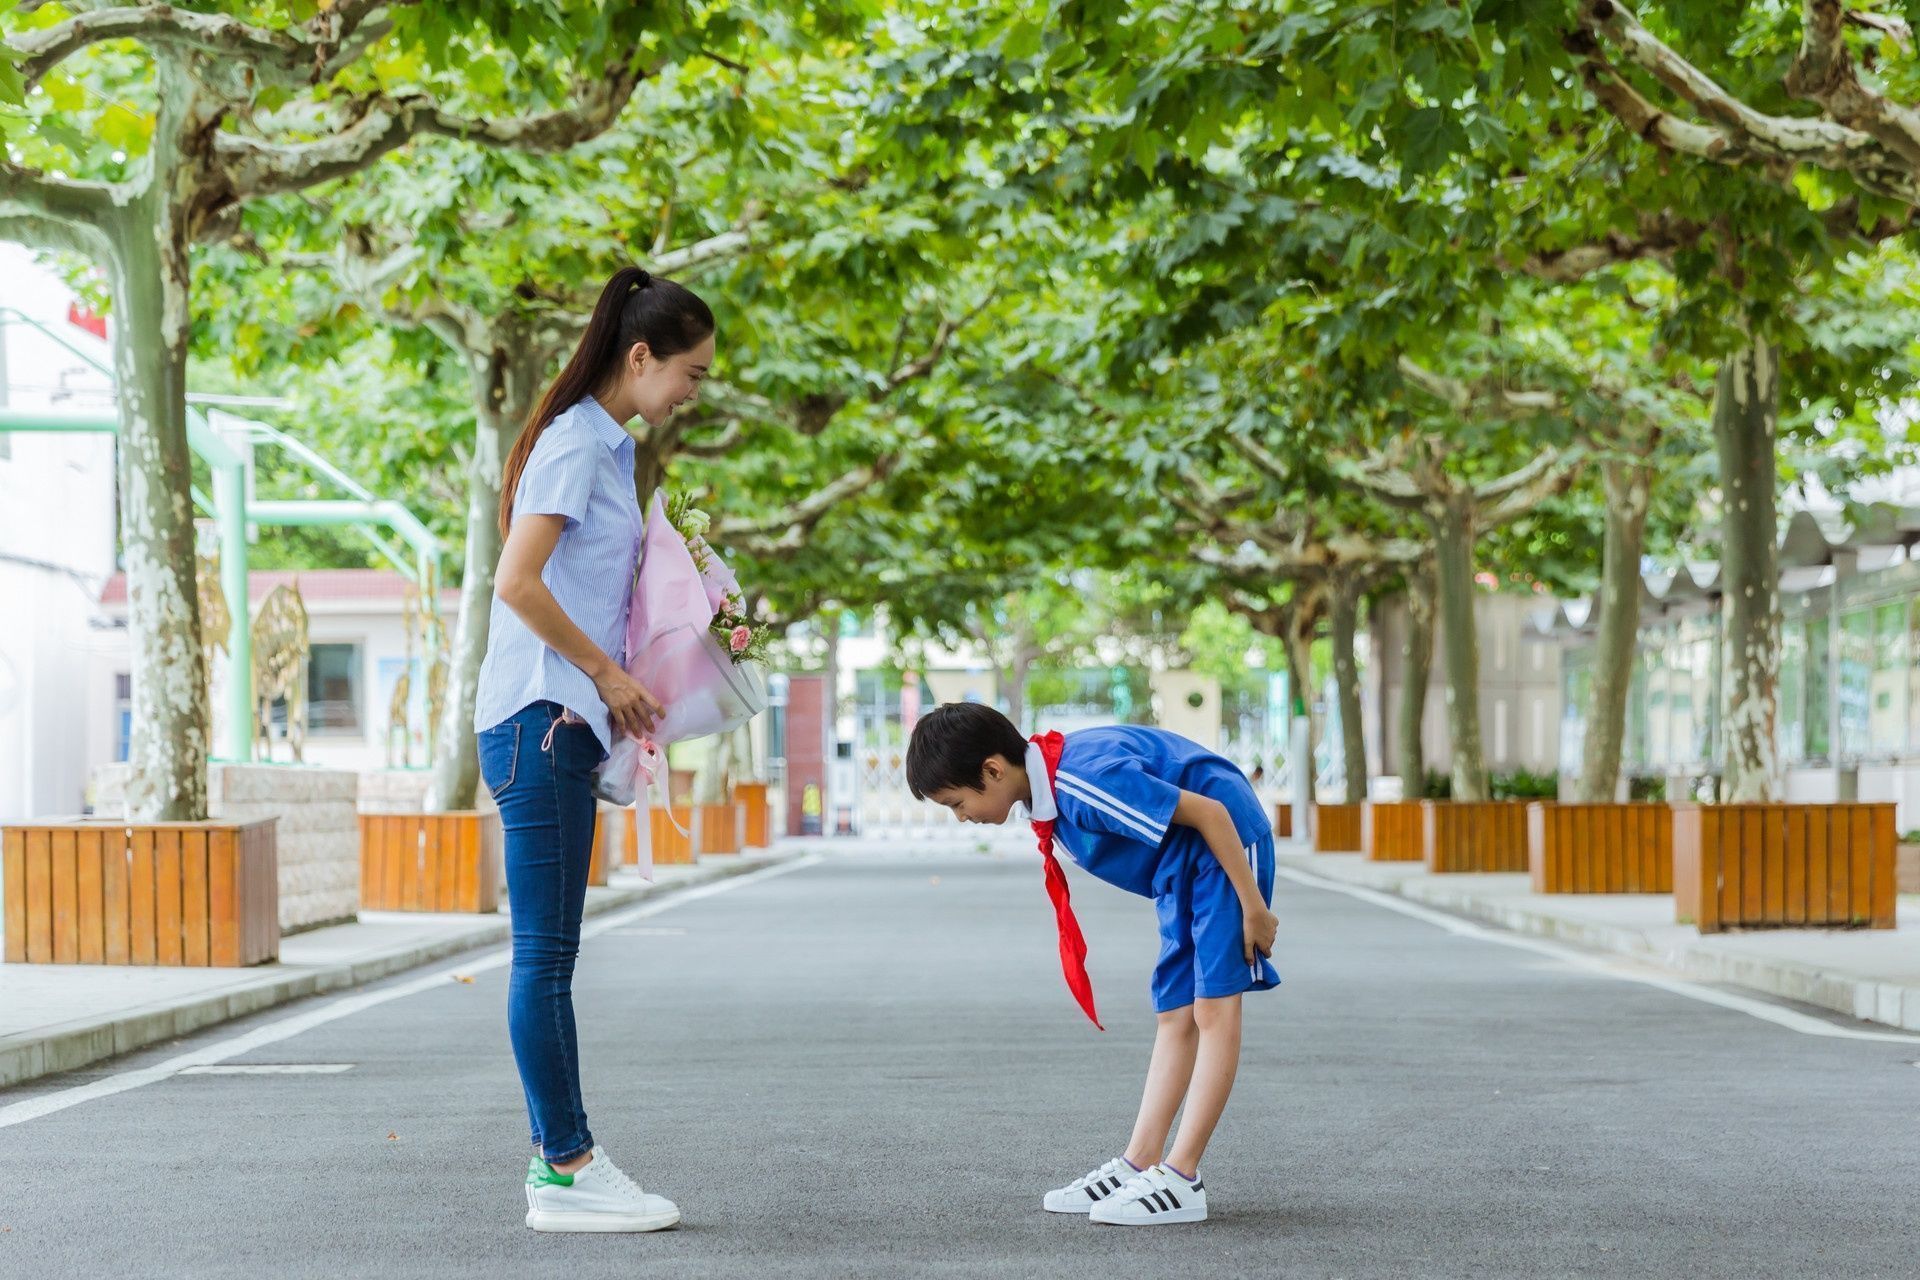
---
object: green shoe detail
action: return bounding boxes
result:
[527,1157,575,1188]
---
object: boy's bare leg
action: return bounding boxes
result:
[1165,994,1242,1176]
[1123,1006,1199,1169]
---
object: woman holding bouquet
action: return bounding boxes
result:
[473,266,715,1233]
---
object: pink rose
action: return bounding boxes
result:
[729,625,752,654]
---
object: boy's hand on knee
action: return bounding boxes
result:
[1242,905,1278,964]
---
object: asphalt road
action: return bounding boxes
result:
[3,841,1917,1279]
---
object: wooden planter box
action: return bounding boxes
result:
[588,809,611,887]
[1526,802,1672,894]
[1363,801,1424,862]
[1673,802,1896,932]
[1423,800,1530,873]
[4,819,278,967]
[1271,804,1294,839]
[650,806,695,865]
[1313,803,1363,853]
[359,813,501,913]
[696,802,742,855]
[737,783,772,848]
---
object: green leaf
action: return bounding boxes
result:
[1002,18,1043,61]
[1393,105,1468,180]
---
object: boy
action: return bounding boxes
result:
[905,702,1279,1226]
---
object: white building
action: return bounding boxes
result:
[0,245,120,823]
[91,568,459,785]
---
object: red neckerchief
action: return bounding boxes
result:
[1029,731,1102,1030]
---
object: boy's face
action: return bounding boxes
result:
[926,752,1026,826]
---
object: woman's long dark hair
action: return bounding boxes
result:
[498,267,715,536]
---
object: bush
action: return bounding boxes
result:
[1422,770,1452,800]
[1627,775,1667,803]
[1490,768,1559,800]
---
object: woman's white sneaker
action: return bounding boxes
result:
[524,1148,680,1233]
[1087,1164,1207,1225]
[1042,1156,1141,1213]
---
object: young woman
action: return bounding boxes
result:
[473,266,715,1233]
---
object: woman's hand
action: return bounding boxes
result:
[1242,904,1279,966]
[594,664,663,739]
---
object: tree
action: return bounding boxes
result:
[1172,439,1427,804]
[192,24,974,808]
[1561,0,1920,798]
[2,2,667,817]
[879,0,1920,808]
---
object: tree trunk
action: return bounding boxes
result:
[732,722,757,783]
[108,174,210,819]
[1433,500,1488,801]
[1576,458,1652,802]
[426,342,541,811]
[1282,605,1320,805]
[635,436,672,503]
[1714,337,1782,802]
[1330,578,1368,804]
[1398,568,1434,799]
[692,732,733,804]
[1005,643,1037,732]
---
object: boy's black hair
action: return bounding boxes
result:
[906,702,1029,799]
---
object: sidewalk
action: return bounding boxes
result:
[1279,847,1920,1031]
[0,851,794,1089]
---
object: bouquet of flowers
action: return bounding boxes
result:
[665,491,773,667]
[592,490,768,816]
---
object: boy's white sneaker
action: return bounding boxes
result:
[1042,1156,1140,1213]
[524,1147,680,1233]
[1088,1163,1208,1225]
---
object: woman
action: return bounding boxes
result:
[474,266,714,1233]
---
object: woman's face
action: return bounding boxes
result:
[629,332,714,427]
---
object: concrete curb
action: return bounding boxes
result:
[0,853,790,1089]
[1278,850,1920,1032]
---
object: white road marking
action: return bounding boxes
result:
[1278,866,1920,1045]
[0,856,821,1130]
[179,1064,355,1075]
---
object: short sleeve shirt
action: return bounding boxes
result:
[473,397,642,754]
[1030,725,1267,898]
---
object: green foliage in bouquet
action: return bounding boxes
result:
[666,491,768,666]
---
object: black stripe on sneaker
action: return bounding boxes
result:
[1141,1195,1159,1214]
[1164,1190,1181,1209]
[1152,1191,1173,1212]
[1191,1181,1203,1191]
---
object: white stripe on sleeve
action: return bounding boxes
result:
[1055,769,1170,839]
[1055,776,1167,843]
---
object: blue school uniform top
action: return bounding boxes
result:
[473,397,643,754]
[1025,725,1267,899]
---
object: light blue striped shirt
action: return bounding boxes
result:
[474,397,641,754]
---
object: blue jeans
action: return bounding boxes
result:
[478,700,605,1164]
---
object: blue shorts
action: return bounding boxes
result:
[1150,835,1281,1013]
